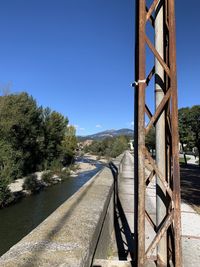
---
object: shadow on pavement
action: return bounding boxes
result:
[109,162,136,266]
[180,164,200,212]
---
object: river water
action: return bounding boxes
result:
[0,164,102,257]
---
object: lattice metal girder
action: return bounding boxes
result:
[145,87,172,135]
[146,0,160,22]
[134,0,182,266]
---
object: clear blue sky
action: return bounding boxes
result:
[0,1,199,135]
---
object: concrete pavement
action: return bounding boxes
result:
[103,152,200,267]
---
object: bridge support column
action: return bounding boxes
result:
[133,1,182,266]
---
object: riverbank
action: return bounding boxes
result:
[0,162,104,257]
[3,154,107,209]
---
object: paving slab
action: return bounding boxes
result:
[181,202,200,267]
[182,237,200,266]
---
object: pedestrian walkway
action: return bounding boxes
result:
[108,151,200,266]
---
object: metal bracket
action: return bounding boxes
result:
[131,79,146,87]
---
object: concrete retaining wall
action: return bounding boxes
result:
[0,164,116,267]
[93,154,125,261]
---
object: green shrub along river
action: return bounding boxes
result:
[0,92,77,208]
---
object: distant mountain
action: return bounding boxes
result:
[78,128,134,141]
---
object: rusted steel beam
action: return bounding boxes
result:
[145,6,155,26]
[145,35,171,77]
[145,87,171,135]
[146,65,155,86]
[134,1,146,266]
[165,0,169,30]
[168,0,182,266]
[144,148,173,198]
[145,104,153,120]
[145,212,173,257]
[134,0,182,266]
[145,170,155,186]
[146,0,160,21]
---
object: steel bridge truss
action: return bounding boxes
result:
[134,0,182,266]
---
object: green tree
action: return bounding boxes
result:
[86,135,129,158]
[87,140,102,155]
[41,108,69,168]
[0,177,12,208]
[189,106,200,166]
[61,125,77,165]
[62,126,77,152]
[0,93,42,174]
[146,127,156,153]
[109,136,129,158]
[0,140,23,181]
[178,108,191,164]
[0,92,76,205]
[178,106,200,166]
[0,140,22,207]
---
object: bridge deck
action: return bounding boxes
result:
[1,151,199,267]
[108,151,156,267]
[94,151,200,267]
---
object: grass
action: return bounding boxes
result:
[179,157,191,164]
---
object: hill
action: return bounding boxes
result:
[77,128,134,141]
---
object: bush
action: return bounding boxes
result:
[86,136,129,158]
[59,172,69,181]
[41,171,53,185]
[23,174,40,193]
[50,159,63,174]
[56,168,70,181]
[61,150,74,166]
[0,178,14,207]
[69,164,79,172]
[96,155,101,161]
[0,140,23,181]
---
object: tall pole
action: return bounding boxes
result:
[168,0,182,265]
[155,2,167,266]
[134,0,182,266]
[134,0,146,265]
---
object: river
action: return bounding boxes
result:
[0,163,102,257]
